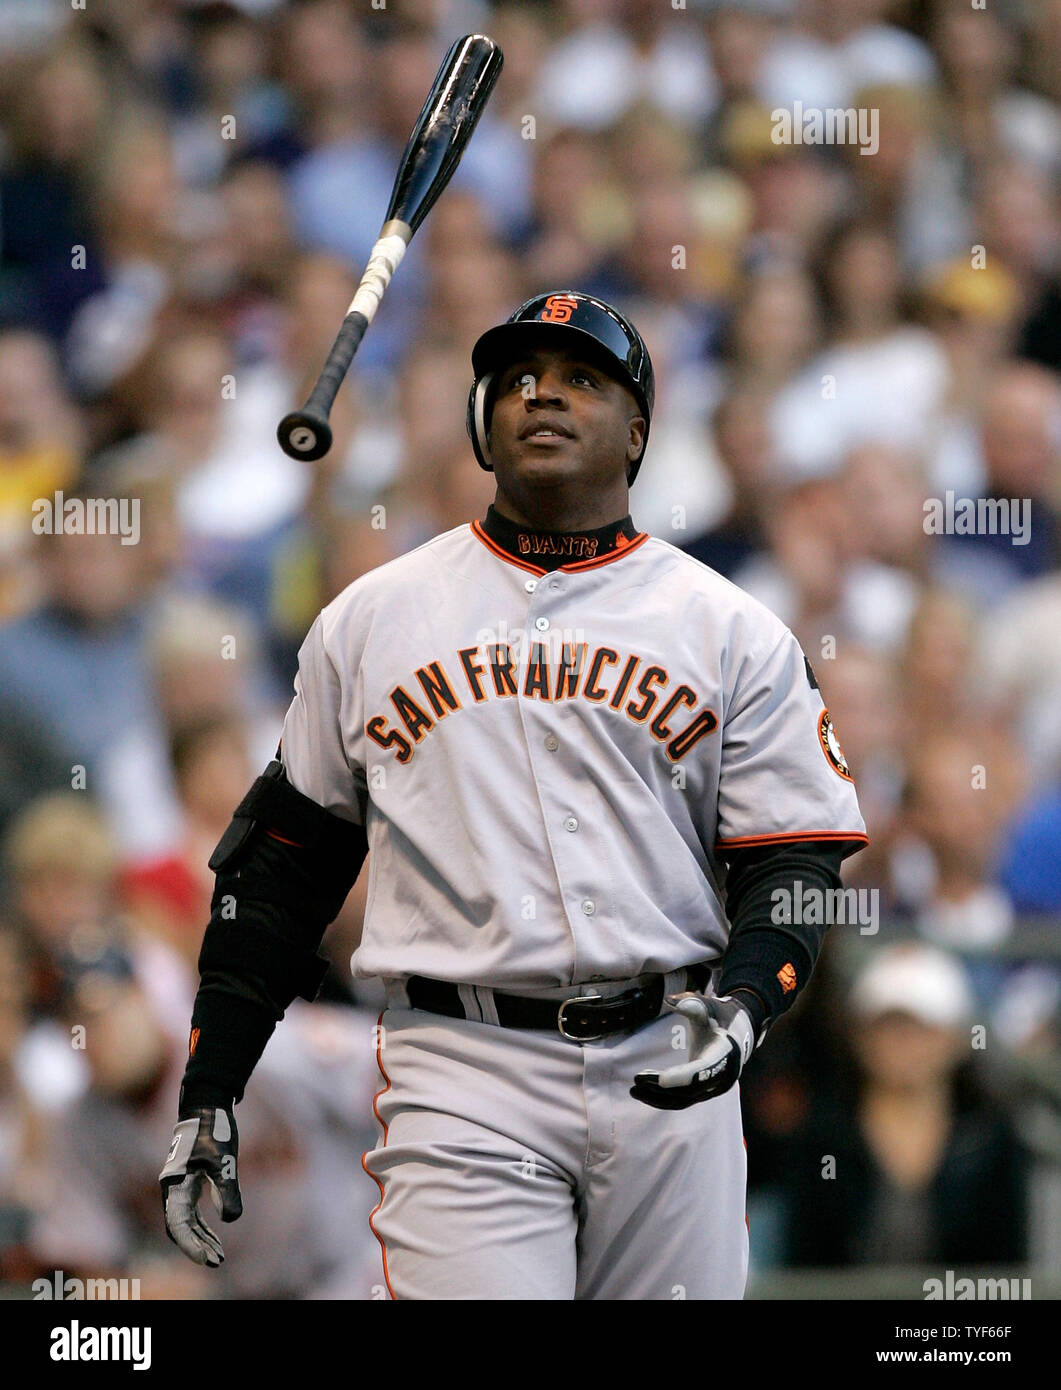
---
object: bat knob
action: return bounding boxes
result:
[277,410,333,461]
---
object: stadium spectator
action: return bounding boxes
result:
[723,263,823,397]
[30,936,382,1298]
[784,944,1029,1267]
[682,388,774,579]
[532,0,714,134]
[0,329,84,620]
[893,727,1027,950]
[120,716,256,970]
[2,793,192,1041]
[0,510,163,813]
[0,37,109,338]
[999,785,1061,916]
[936,362,1061,598]
[770,220,950,479]
[733,472,918,657]
[976,159,1061,373]
[64,119,183,402]
[978,573,1061,788]
[0,924,46,1281]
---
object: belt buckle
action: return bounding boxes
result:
[557,993,606,1042]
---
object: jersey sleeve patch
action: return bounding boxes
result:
[818,708,853,781]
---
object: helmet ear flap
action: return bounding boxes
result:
[466,373,495,473]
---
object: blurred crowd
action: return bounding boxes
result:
[1,0,1060,1296]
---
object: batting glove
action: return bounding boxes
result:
[630,992,759,1110]
[159,1107,242,1266]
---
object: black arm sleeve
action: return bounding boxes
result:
[717,838,862,1036]
[179,763,369,1113]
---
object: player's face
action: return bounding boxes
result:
[487,344,645,506]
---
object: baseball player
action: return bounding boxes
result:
[160,291,867,1299]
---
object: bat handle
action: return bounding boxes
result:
[277,311,369,461]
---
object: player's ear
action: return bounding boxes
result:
[626,415,645,462]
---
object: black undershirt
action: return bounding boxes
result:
[478,504,642,569]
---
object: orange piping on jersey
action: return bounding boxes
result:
[471,520,547,575]
[470,520,650,574]
[714,830,870,850]
[559,532,650,571]
[361,1010,397,1301]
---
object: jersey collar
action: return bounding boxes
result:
[472,504,648,576]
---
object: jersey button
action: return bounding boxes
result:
[581,899,596,916]
[563,815,579,832]
[544,734,559,751]
[524,578,538,593]
[534,616,550,631]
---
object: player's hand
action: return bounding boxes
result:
[159,1107,242,1266]
[630,992,757,1110]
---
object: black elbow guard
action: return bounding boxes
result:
[203,760,369,1007]
[209,759,367,921]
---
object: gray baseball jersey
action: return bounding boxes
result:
[279,520,866,987]
[278,517,866,1299]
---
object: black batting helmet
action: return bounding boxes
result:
[466,291,655,484]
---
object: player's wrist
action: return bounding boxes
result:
[178,1084,234,1117]
[723,986,769,1043]
[181,989,277,1110]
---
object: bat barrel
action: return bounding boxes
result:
[384,33,503,234]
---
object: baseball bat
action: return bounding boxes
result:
[277,33,503,462]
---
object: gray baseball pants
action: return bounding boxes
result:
[361,989,749,1300]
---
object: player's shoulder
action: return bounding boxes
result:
[639,535,791,644]
[315,524,475,633]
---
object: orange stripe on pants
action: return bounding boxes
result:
[361,1009,397,1300]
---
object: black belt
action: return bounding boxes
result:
[405,965,713,1042]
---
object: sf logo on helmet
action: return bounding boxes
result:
[539,294,579,324]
